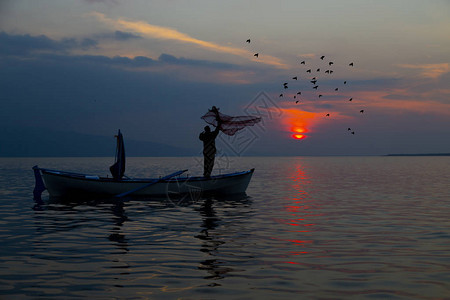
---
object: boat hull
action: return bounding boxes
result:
[40,168,254,198]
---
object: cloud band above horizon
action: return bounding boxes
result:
[90,12,288,69]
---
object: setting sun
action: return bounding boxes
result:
[274,108,320,141]
[293,134,306,139]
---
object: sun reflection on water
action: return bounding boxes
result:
[274,160,322,262]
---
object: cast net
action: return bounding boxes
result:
[201,107,262,136]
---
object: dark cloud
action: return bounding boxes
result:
[0,31,63,55]
[0,32,97,55]
[80,38,98,49]
[33,53,158,68]
[93,30,142,42]
[114,30,142,41]
[129,56,155,66]
[0,32,243,71]
[158,53,240,70]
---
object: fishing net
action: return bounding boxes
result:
[201,107,262,136]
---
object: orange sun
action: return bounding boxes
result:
[293,134,306,139]
[282,109,319,140]
[292,127,307,139]
[266,107,329,141]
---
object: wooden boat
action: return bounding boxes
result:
[33,167,254,198]
[32,130,254,199]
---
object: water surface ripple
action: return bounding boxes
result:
[0,157,448,299]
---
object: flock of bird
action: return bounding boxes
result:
[246,38,364,136]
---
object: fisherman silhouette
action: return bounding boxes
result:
[199,107,222,178]
[199,106,261,177]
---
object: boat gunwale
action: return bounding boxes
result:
[40,168,255,183]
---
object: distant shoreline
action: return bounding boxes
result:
[385,153,450,156]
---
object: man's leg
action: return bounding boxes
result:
[204,153,215,177]
[203,154,209,177]
[207,154,215,177]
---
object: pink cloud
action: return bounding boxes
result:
[398,63,450,79]
[348,89,450,116]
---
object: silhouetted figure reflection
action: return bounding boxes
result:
[198,198,219,238]
[196,198,230,280]
[199,107,222,177]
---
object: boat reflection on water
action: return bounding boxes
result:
[31,191,252,283]
[32,195,131,251]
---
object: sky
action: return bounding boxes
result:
[1,0,449,156]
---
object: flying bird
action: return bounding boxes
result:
[313,85,318,89]
[254,53,259,58]
[311,80,317,84]
[344,81,347,84]
[326,113,330,117]
[325,70,330,74]
[348,128,351,131]
[246,39,251,43]
[335,88,339,91]
[349,62,354,66]
[360,110,364,113]
[292,76,298,80]
[296,100,299,103]
[297,91,302,95]
[320,56,325,60]
[279,94,283,97]
[349,98,353,101]
[319,94,323,98]
[300,60,306,64]
[306,69,311,73]
[351,131,355,135]
[329,62,334,66]
[317,68,321,72]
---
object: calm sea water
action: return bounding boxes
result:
[0,156,449,299]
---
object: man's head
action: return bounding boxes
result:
[204,126,211,132]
